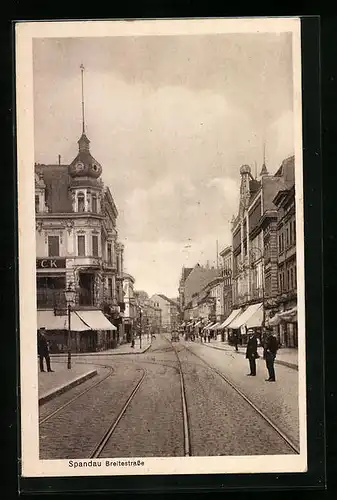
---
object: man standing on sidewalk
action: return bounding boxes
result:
[37,328,54,372]
[245,329,259,376]
[264,329,278,382]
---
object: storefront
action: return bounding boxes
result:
[37,309,117,353]
[268,306,298,348]
[226,303,264,345]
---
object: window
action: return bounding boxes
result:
[287,270,290,291]
[35,195,40,213]
[78,235,85,256]
[108,278,113,297]
[92,195,97,213]
[107,243,112,264]
[78,193,85,212]
[286,227,289,247]
[294,264,297,288]
[48,236,59,257]
[92,235,98,257]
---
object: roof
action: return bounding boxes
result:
[183,265,221,305]
[181,267,193,281]
[35,164,72,213]
[156,294,179,308]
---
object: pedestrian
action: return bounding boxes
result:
[264,330,278,382]
[37,328,54,372]
[245,329,259,376]
[233,332,239,352]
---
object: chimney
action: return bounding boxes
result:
[58,155,61,165]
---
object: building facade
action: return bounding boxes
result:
[230,157,295,344]
[270,167,297,347]
[150,294,179,331]
[219,245,233,341]
[123,273,137,343]
[35,127,125,352]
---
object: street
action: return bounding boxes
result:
[39,334,299,459]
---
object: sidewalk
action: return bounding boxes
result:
[38,361,97,405]
[50,337,152,358]
[200,339,298,370]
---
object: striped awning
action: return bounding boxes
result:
[218,309,242,329]
[209,322,221,330]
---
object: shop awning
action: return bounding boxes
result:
[194,321,202,327]
[269,307,297,326]
[181,322,186,327]
[219,309,242,329]
[76,311,117,331]
[227,303,263,329]
[204,322,215,330]
[209,322,221,330]
[37,310,116,332]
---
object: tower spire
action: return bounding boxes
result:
[260,141,269,177]
[80,64,85,134]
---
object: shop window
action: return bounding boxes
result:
[92,235,99,257]
[78,192,85,212]
[48,236,59,257]
[78,235,85,256]
[35,195,40,213]
[92,195,97,213]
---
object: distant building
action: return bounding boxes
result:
[150,294,180,331]
[123,273,136,342]
[180,264,221,321]
[178,267,193,318]
[219,245,233,340]
[134,291,162,336]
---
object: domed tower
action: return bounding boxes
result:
[68,65,103,214]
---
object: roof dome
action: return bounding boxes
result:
[69,133,102,179]
[240,164,251,175]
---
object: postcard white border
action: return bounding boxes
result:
[16,17,307,478]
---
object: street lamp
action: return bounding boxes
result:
[64,282,76,369]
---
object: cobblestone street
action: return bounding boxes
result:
[39,334,300,460]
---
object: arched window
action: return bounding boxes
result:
[92,194,97,213]
[78,192,85,212]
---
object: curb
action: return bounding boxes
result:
[39,369,97,406]
[50,344,152,357]
[50,344,151,358]
[202,343,298,371]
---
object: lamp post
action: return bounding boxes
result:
[64,282,76,370]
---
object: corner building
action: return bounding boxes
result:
[35,130,125,352]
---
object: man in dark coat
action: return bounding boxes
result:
[245,329,258,376]
[37,328,54,372]
[264,330,278,381]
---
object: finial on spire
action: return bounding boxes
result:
[80,64,85,134]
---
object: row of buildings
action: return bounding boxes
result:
[179,155,298,348]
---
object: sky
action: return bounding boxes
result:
[33,32,294,297]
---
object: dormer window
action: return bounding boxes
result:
[92,194,97,213]
[78,192,85,212]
